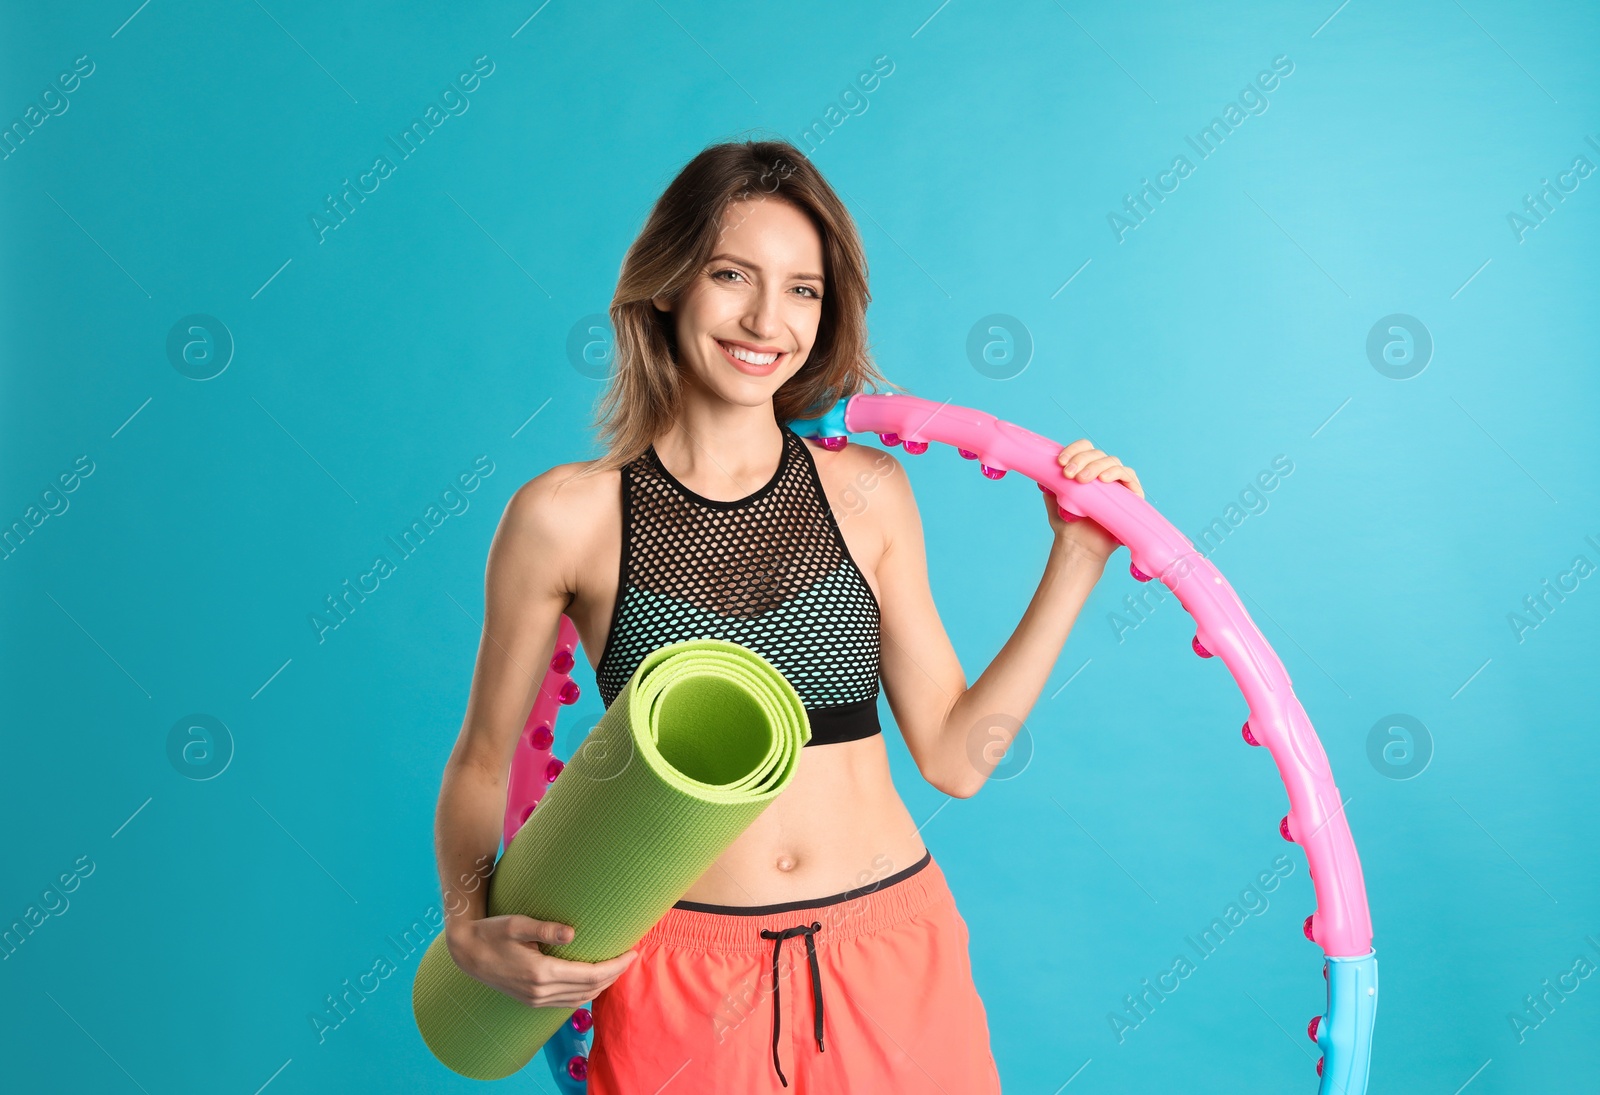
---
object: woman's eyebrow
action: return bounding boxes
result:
[708,252,824,282]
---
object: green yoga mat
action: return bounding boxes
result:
[412,637,811,1080]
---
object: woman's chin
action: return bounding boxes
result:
[690,363,800,406]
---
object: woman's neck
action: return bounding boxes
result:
[652,407,786,502]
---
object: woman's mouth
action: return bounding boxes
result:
[715,339,785,376]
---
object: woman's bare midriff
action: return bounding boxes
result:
[554,442,930,907]
[666,734,931,905]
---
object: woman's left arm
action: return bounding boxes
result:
[876,439,1144,799]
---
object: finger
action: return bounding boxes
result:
[531,954,604,983]
[588,950,640,978]
[1056,440,1098,468]
[1100,466,1143,496]
[1060,448,1105,476]
[506,917,575,946]
[1068,454,1120,481]
[540,950,638,986]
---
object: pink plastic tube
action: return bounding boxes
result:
[838,392,1373,958]
[501,614,581,851]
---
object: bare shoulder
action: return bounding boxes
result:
[496,458,620,594]
[504,458,614,522]
[805,437,915,551]
[807,435,909,499]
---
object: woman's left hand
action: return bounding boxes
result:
[1042,440,1145,561]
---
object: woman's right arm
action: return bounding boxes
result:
[435,466,637,1009]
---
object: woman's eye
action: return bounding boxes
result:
[710,269,820,299]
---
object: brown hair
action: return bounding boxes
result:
[577,137,903,479]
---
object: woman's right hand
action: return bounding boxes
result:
[448,914,640,1010]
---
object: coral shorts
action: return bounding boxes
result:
[586,849,1001,1093]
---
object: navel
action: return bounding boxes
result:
[774,854,797,872]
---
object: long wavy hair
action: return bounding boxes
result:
[577,137,903,479]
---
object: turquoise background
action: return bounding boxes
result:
[3,1,1597,1091]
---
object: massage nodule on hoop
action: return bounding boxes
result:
[412,391,1377,1094]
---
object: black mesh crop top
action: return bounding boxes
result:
[594,422,883,746]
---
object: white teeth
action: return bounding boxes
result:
[720,341,779,366]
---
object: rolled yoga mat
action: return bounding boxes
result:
[412,637,812,1081]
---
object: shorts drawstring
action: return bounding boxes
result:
[758,921,825,1087]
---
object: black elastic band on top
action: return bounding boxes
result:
[803,697,882,747]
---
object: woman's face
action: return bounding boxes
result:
[653,195,825,405]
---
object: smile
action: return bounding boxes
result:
[716,339,785,375]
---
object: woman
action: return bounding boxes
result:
[433,139,1144,1092]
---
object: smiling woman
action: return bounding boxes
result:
[431,137,1131,1094]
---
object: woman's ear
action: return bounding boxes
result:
[650,293,673,312]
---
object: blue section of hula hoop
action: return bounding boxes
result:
[542,1021,590,1093]
[787,403,851,439]
[1318,951,1378,1095]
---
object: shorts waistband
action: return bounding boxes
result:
[646,848,941,951]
